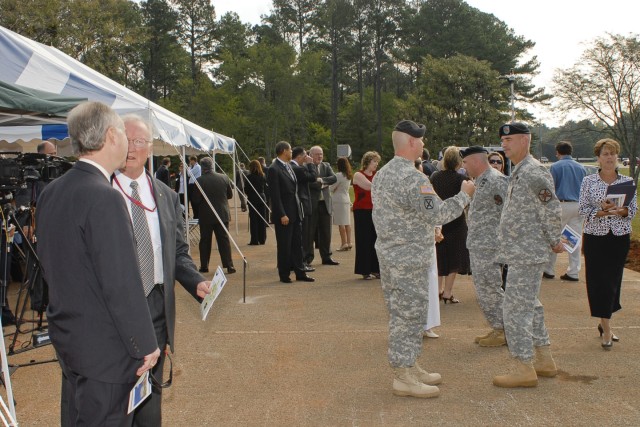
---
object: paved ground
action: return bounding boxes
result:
[4,206,640,426]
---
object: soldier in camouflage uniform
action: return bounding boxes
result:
[372,120,475,398]
[461,146,509,347]
[493,122,564,388]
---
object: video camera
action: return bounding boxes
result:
[0,152,72,192]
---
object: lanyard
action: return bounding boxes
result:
[114,175,158,213]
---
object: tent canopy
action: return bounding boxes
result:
[0,25,235,154]
[0,80,86,126]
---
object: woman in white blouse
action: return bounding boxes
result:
[331,157,353,251]
[578,138,637,350]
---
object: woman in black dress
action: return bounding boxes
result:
[430,146,471,304]
[579,138,637,349]
[246,160,267,245]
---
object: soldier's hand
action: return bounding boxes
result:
[551,241,564,253]
[461,179,476,197]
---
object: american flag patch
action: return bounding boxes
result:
[420,185,435,195]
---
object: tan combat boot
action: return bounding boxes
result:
[411,363,443,385]
[478,329,507,347]
[474,330,493,343]
[393,367,440,398]
[533,345,558,377]
[493,360,538,388]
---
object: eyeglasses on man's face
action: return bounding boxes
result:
[489,159,503,165]
[128,138,151,148]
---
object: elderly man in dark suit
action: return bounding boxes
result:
[37,102,161,426]
[308,145,339,265]
[193,157,236,275]
[291,146,317,270]
[112,116,212,426]
[268,141,315,283]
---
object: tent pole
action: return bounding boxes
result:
[182,146,191,253]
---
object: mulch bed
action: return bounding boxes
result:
[626,239,640,272]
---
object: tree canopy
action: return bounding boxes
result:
[0,0,551,163]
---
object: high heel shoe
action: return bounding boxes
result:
[442,295,460,304]
[598,324,619,342]
[601,338,613,350]
[438,291,444,301]
[336,244,350,252]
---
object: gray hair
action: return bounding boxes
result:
[121,114,152,139]
[200,157,213,172]
[68,102,122,155]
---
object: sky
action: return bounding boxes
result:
[212,0,640,126]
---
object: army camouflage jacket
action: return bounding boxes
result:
[372,156,470,268]
[467,166,509,253]
[498,154,561,265]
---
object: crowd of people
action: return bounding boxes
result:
[14,100,637,425]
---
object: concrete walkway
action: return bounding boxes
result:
[6,208,640,426]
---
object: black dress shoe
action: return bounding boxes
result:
[322,258,340,266]
[296,274,315,282]
[303,265,315,272]
[560,273,579,282]
[280,277,293,283]
[542,272,554,279]
[227,267,237,274]
[199,267,209,273]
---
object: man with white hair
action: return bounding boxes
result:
[37,102,160,425]
[372,120,475,398]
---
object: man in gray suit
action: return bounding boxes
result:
[37,102,161,426]
[112,115,212,426]
[193,158,236,274]
[308,146,339,265]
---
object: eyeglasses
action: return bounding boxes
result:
[128,138,151,148]
[489,159,503,165]
[149,353,173,389]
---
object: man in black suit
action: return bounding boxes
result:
[37,102,161,426]
[114,116,212,426]
[154,156,171,186]
[267,141,315,283]
[192,158,236,275]
[308,146,339,265]
[291,146,317,270]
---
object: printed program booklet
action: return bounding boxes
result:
[128,371,151,414]
[560,224,581,254]
[200,266,228,321]
[606,181,637,207]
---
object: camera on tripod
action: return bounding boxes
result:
[0,152,72,192]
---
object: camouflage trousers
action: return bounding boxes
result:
[469,251,504,330]
[503,263,551,362]
[380,259,429,368]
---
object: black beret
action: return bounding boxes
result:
[394,120,426,138]
[461,145,488,158]
[499,122,530,137]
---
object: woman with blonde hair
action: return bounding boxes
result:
[579,138,637,349]
[430,146,471,303]
[331,157,353,251]
[352,151,381,279]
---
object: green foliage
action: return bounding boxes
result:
[402,54,509,151]
[554,34,640,184]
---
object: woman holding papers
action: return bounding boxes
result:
[579,138,637,350]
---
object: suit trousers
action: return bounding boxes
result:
[301,215,313,263]
[310,201,332,262]
[59,358,135,427]
[133,285,168,427]
[188,183,199,219]
[199,221,234,269]
[275,219,305,280]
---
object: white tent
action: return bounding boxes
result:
[0,25,236,153]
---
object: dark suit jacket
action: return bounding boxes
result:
[148,174,204,351]
[309,161,337,214]
[36,161,157,384]
[267,159,302,222]
[192,171,232,225]
[155,165,170,186]
[291,161,317,216]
